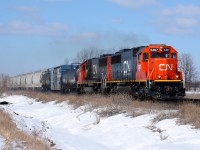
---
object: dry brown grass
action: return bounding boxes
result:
[152,112,178,124]
[0,109,50,150]
[8,90,70,102]
[7,90,200,129]
[7,91,178,117]
[177,103,200,128]
[150,103,200,129]
[0,87,4,96]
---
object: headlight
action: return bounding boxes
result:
[176,75,179,79]
[158,75,161,79]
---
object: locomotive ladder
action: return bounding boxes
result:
[146,60,155,88]
[101,73,107,90]
[147,68,154,88]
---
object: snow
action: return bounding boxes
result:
[186,91,200,94]
[1,95,200,150]
[0,137,4,149]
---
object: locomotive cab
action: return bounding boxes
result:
[144,45,182,81]
[136,44,185,99]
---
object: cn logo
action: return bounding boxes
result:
[159,64,173,71]
[93,65,97,75]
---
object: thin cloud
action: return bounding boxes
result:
[111,18,123,24]
[14,6,38,13]
[157,17,198,35]
[79,32,100,39]
[163,27,195,35]
[156,4,200,35]
[13,5,43,23]
[162,4,200,17]
[45,0,71,2]
[110,0,156,9]
[68,32,101,47]
[0,21,68,36]
[175,18,198,28]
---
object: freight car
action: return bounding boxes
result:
[77,44,185,99]
[8,64,79,92]
[49,64,79,93]
[9,70,44,90]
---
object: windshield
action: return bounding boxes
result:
[151,53,170,58]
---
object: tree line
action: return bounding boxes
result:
[180,53,200,91]
[0,74,9,94]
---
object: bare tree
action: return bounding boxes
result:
[75,48,104,63]
[180,53,197,90]
[0,74,9,95]
[64,58,70,65]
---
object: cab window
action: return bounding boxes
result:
[160,53,169,58]
[151,53,159,58]
[143,53,148,61]
[171,53,177,59]
[151,53,170,58]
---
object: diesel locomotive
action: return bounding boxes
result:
[77,44,185,99]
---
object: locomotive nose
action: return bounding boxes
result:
[154,59,176,80]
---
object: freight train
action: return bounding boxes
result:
[8,64,79,93]
[8,44,185,100]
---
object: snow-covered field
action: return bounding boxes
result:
[1,95,200,149]
[186,91,200,94]
[0,137,4,149]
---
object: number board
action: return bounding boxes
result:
[150,48,158,52]
[163,48,170,52]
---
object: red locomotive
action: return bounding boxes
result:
[77,44,185,99]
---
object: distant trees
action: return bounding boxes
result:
[180,53,199,91]
[75,48,104,63]
[64,58,70,65]
[65,47,121,64]
[0,74,9,94]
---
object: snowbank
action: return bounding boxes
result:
[186,91,200,94]
[1,95,200,150]
[0,137,4,149]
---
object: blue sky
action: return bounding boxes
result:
[0,0,200,75]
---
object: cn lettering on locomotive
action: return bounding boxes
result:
[159,64,173,71]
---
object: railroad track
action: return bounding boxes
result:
[182,98,200,104]
[154,98,200,105]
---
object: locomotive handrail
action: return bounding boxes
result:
[147,60,150,80]
[178,59,185,88]
[146,59,151,80]
[147,68,154,88]
[101,73,107,89]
